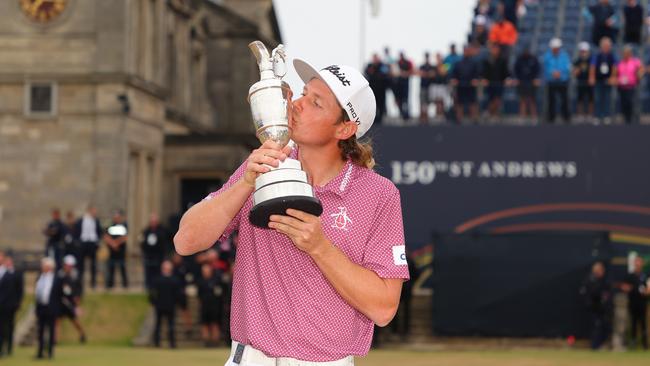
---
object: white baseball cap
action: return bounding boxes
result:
[64,255,76,266]
[474,15,487,26]
[549,38,563,49]
[293,58,376,138]
[578,42,590,52]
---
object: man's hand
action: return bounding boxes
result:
[268,209,330,257]
[243,140,292,188]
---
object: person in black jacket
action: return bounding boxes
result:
[481,44,510,121]
[104,210,128,289]
[43,209,65,269]
[75,205,103,291]
[513,46,541,121]
[140,213,168,290]
[0,250,10,357]
[621,256,649,350]
[197,263,226,347]
[623,0,644,45]
[579,261,612,350]
[0,255,24,357]
[57,255,86,343]
[62,211,80,266]
[34,257,63,359]
[150,260,182,348]
[589,0,617,45]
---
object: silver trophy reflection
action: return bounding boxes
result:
[247,40,322,228]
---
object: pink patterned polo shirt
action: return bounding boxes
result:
[205,149,409,362]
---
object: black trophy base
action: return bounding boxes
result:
[249,195,323,228]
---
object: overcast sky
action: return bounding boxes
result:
[273,0,476,92]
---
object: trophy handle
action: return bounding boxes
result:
[248,41,270,64]
[272,45,287,78]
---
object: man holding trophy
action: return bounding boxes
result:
[174,41,409,365]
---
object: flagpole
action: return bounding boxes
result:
[360,0,366,69]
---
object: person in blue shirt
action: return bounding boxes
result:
[543,38,571,123]
[444,44,462,74]
[588,37,618,124]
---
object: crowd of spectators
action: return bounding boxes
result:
[0,205,237,359]
[364,0,650,125]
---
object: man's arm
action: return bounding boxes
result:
[311,241,403,327]
[269,209,403,327]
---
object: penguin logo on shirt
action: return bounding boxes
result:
[330,207,352,231]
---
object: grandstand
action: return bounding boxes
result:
[468,0,650,117]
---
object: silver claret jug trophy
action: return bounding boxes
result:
[247,41,323,228]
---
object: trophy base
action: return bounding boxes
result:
[249,195,323,228]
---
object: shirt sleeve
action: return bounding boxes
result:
[362,184,410,280]
[203,161,248,242]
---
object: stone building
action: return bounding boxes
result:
[0,0,281,253]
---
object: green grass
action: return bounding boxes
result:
[16,294,34,321]
[16,292,149,346]
[56,293,149,346]
[1,346,649,366]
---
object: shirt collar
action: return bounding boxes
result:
[289,146,356,198]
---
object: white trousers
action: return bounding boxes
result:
[224,341,354,366]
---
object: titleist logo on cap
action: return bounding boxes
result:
[322,65,351,86]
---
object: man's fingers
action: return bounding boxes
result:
[253,154,282,168]
[260,139,283,150]
[268,221,300,238]
[285,209,314,222]
[269,214,306,230]
[282,145,293,156]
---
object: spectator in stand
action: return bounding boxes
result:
[140,213,168,290]
[621,256,649,350]
[444,44,462,74]
[149,260,183,349]
[543,38,571,123]
[450,45,481,123]
[419,52,435,123]
[513,46,541,121]
[75,205,102,292]
[617,45,645,124]
[430,53,451,122]
[365,53,389,123]
[488,15,518,57]
[589,37,618,124]
[623,0,644,45]
[197,263,226,347]
[573,42,595,123]
[57,255,86,344]
[104,210,129,289]
[475,0,498,24]
[469,15,490,48]
[43,208,65,268]
[0,254,23,357]
[396,52,414,120]
[587,0,618,46]
[383,47,398,113]
[499,0,524,29]
[481,43,510,121]
[579,261,612,350]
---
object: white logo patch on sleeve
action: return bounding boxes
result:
[392,245,407,266]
